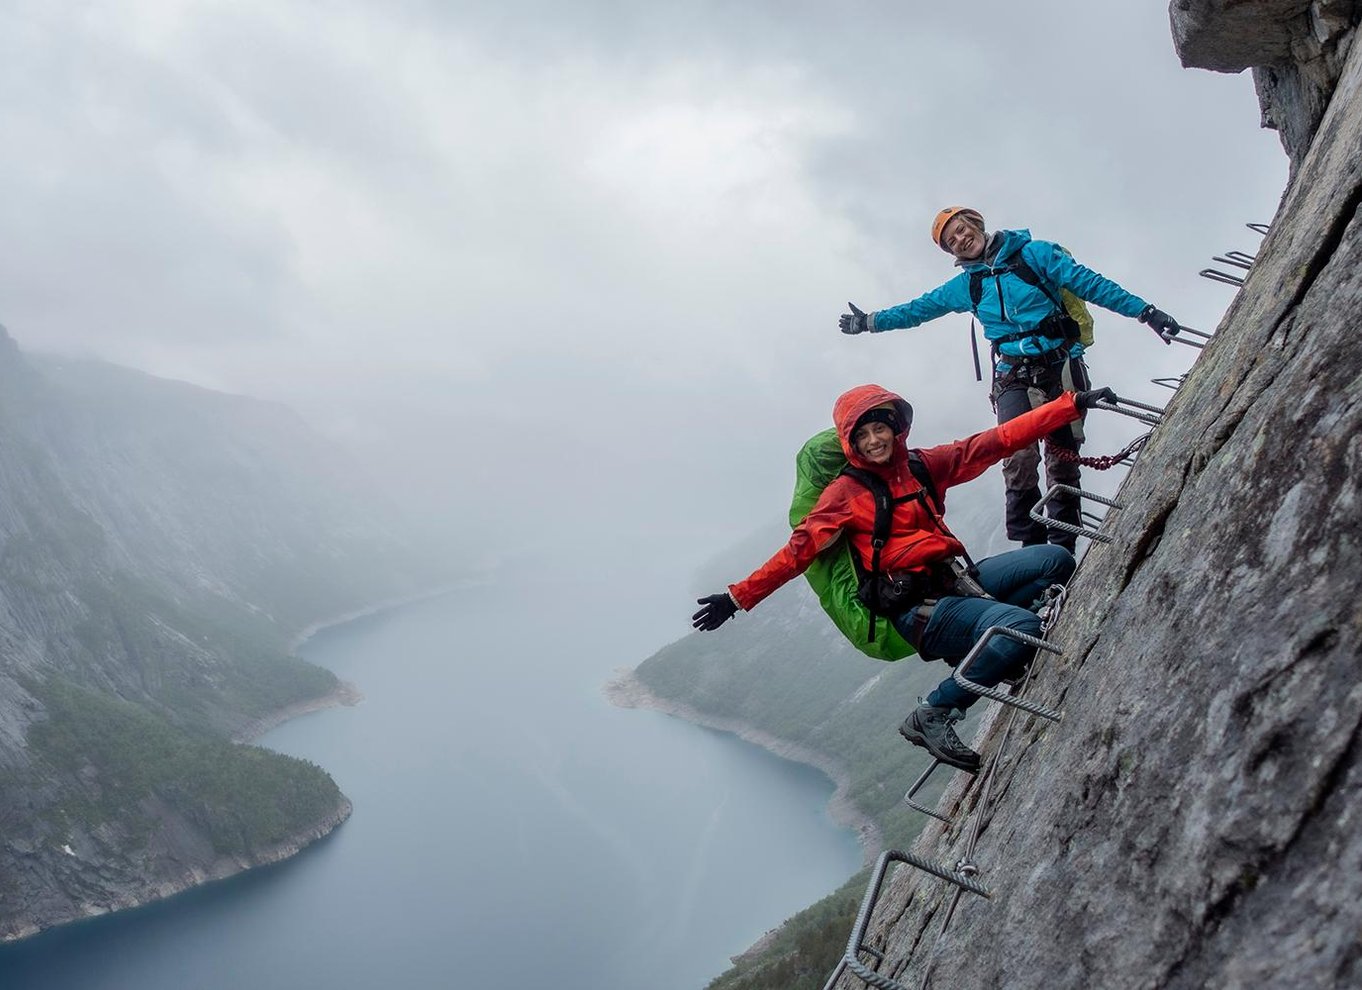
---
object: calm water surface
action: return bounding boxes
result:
[0,569,861,990]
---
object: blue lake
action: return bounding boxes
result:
[0,570,862,990]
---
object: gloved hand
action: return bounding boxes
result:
[692,592,740,631]
[839,302,872,335]
[1139,305,1181,343]
[1074,387,1118,411]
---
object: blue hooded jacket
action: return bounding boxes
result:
[869,229,1149,369]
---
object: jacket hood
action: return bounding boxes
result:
[832,384,914,469]
[961,228,1033,271]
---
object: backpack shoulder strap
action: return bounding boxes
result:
[968,270,986,312]
[839,466,892,553]
[1006,253,1063,311]
[906,450,943,514]
[838,465,904,646]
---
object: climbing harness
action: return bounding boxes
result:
[841,454,967,645]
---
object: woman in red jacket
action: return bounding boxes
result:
[691,382,1114,771]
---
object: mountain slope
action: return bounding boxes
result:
[0,335,446,941]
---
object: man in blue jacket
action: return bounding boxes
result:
[839,206,1181,551]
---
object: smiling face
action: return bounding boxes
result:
[852,421,896,464]
[942,214,985,260]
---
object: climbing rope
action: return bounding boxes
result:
[1045,432,1150,470]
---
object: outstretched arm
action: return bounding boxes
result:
[918,392,1082,490]
[692,479,858,630]
[841,275,972,335]
[1028,240,1148,318]
[1028,240,1181,344]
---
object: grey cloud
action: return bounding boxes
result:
[0,1,1288,575]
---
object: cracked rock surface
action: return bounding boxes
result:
[834,18,1362,990]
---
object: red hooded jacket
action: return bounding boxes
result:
[728,384,1080,611]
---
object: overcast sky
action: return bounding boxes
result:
[0,1,1288,591]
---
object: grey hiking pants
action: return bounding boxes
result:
[993,354,1089,552]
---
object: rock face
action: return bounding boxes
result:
[1171,0,1360,165]
[834,17,1362,990]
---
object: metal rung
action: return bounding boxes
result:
[1030,484,1124,544]
[1247,222,1271,236]
[833,850,991,990]
[1211,252,1254,271]
[1081,510,1105,526]
[1093,399,1162,426]
[952,626,1063,721]
[903,758,965,824]
[1151,376,1185,391]
[1169,324,1214,351]
[1199,268,1244,287]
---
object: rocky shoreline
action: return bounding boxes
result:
[231,680,365,744]
[4,590,454,945]
[603,667,884,866]
[0,799,354,944]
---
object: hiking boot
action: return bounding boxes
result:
[899,702,980,772]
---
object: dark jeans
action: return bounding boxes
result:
[994,355,1089,551]
[891,545,1075,711]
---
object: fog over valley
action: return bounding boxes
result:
[0,1,1285,594]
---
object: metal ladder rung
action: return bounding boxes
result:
[1094,397,1163,426]
[829,850,991,990]
[952,626,1063,721]
[1199,268,1245,287]
[1030,484,1125,545]
[903,757,968,824]
[1168,324,1215,351]
[1211,251,1254,271]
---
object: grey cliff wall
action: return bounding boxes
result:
[834,13,1362,990]
[1172,0,1360,166]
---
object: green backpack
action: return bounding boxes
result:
[789,429,940,662]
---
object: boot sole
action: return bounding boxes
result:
[898,722,980,773]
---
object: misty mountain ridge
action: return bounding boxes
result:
[0,324,453,941]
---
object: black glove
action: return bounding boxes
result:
[839,302,872,335]
[1074,387,1118,411]
[1139,305,1181,343]
[692,593,739,631]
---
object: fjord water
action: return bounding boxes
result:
[0,564,861,990]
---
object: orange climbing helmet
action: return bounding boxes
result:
[931,207,985,251]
